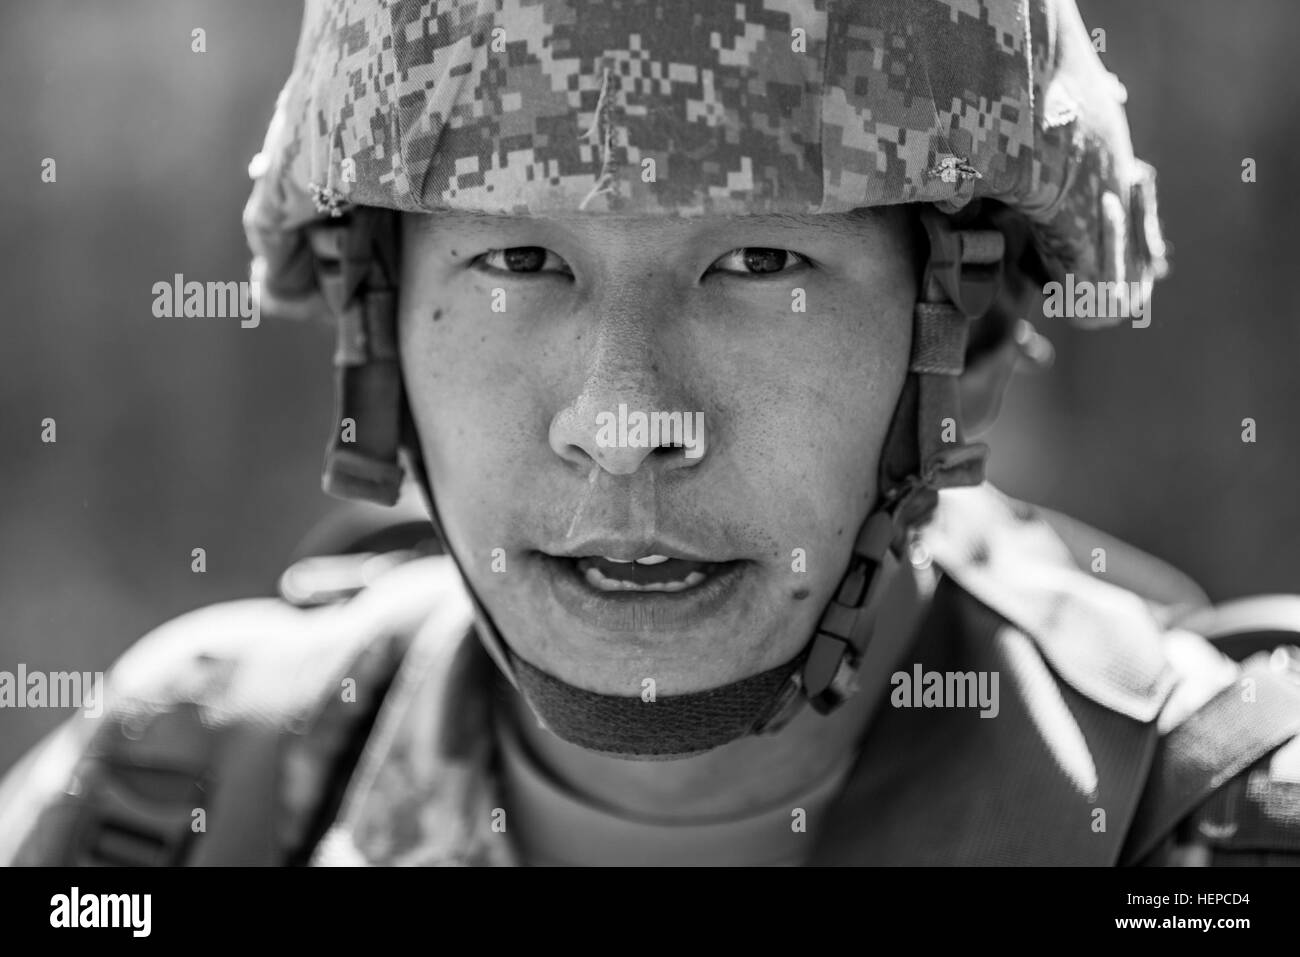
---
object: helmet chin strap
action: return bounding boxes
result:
[312,205,1002,759]
[391,434,800,752]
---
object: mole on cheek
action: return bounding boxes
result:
[792,588,810,600]
[432,308,443,321]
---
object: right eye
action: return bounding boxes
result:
[477,247,573,276]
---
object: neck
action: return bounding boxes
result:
[504,556,936,820]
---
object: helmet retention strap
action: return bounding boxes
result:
[753,208,1004,734]
[317,210,407,506]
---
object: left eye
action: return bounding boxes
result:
[478,247,573,275]
[709,248,809,276]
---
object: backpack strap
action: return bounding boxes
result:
[1175,595,1300,661]
[1120,609,1300,865]
[10,628,409,867]
[59,703,273,866]
[1,554,460,866]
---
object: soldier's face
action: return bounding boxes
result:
[398,208,917,695]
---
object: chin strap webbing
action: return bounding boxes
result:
[752,208,1004,735]
[400,438,818,758]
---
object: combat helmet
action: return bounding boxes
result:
[244,0,1168,756]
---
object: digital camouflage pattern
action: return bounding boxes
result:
[244,0,1167,327]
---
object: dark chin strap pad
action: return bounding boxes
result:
[508,648,808,759]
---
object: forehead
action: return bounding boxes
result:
[413,207,895,241]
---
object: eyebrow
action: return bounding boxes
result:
[751,211,882,238]
[413,208,518,230]
[414,207,883,239]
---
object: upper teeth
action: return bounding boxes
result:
[604,554,670,565]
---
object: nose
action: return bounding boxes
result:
[548,315,709,477]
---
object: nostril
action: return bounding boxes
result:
[549,402,709,473]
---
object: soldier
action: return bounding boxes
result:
[2,0,1298,866]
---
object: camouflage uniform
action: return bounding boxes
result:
[2,0,1299,864]
[3,485,1299,866]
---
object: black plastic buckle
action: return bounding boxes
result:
[800,511,898,713]
[71,759,207,867]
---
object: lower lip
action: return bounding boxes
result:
[537,553,749,633]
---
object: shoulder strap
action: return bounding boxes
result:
[58,703,271,866]
[16,631,409,867]
[0,547,470,867]
[1175,594,1300,661]
[1121,659,1300,865]
[2,586,434,866]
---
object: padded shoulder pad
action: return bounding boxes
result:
[0,555,466,865]
[107,554,460,726]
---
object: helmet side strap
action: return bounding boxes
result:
[311,211,526,689]
[315,210,407,505]
[758,208,1004,733]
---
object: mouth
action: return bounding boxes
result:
[536,549,750,632]
[574,554,716,593]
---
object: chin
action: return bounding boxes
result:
[475,554,804,694]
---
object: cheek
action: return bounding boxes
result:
[399,292,467,465]
[397,282,534,562]
[816,299,912,502]
[726,283,912,515]
[717,273,912,621]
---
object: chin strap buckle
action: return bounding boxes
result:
[752,510,901,734]
[755,210,1005,735]
[800,510,900,715]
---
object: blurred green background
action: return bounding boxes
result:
[1,0,1297,774]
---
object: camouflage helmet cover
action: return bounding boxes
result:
[244,0,1168,325]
